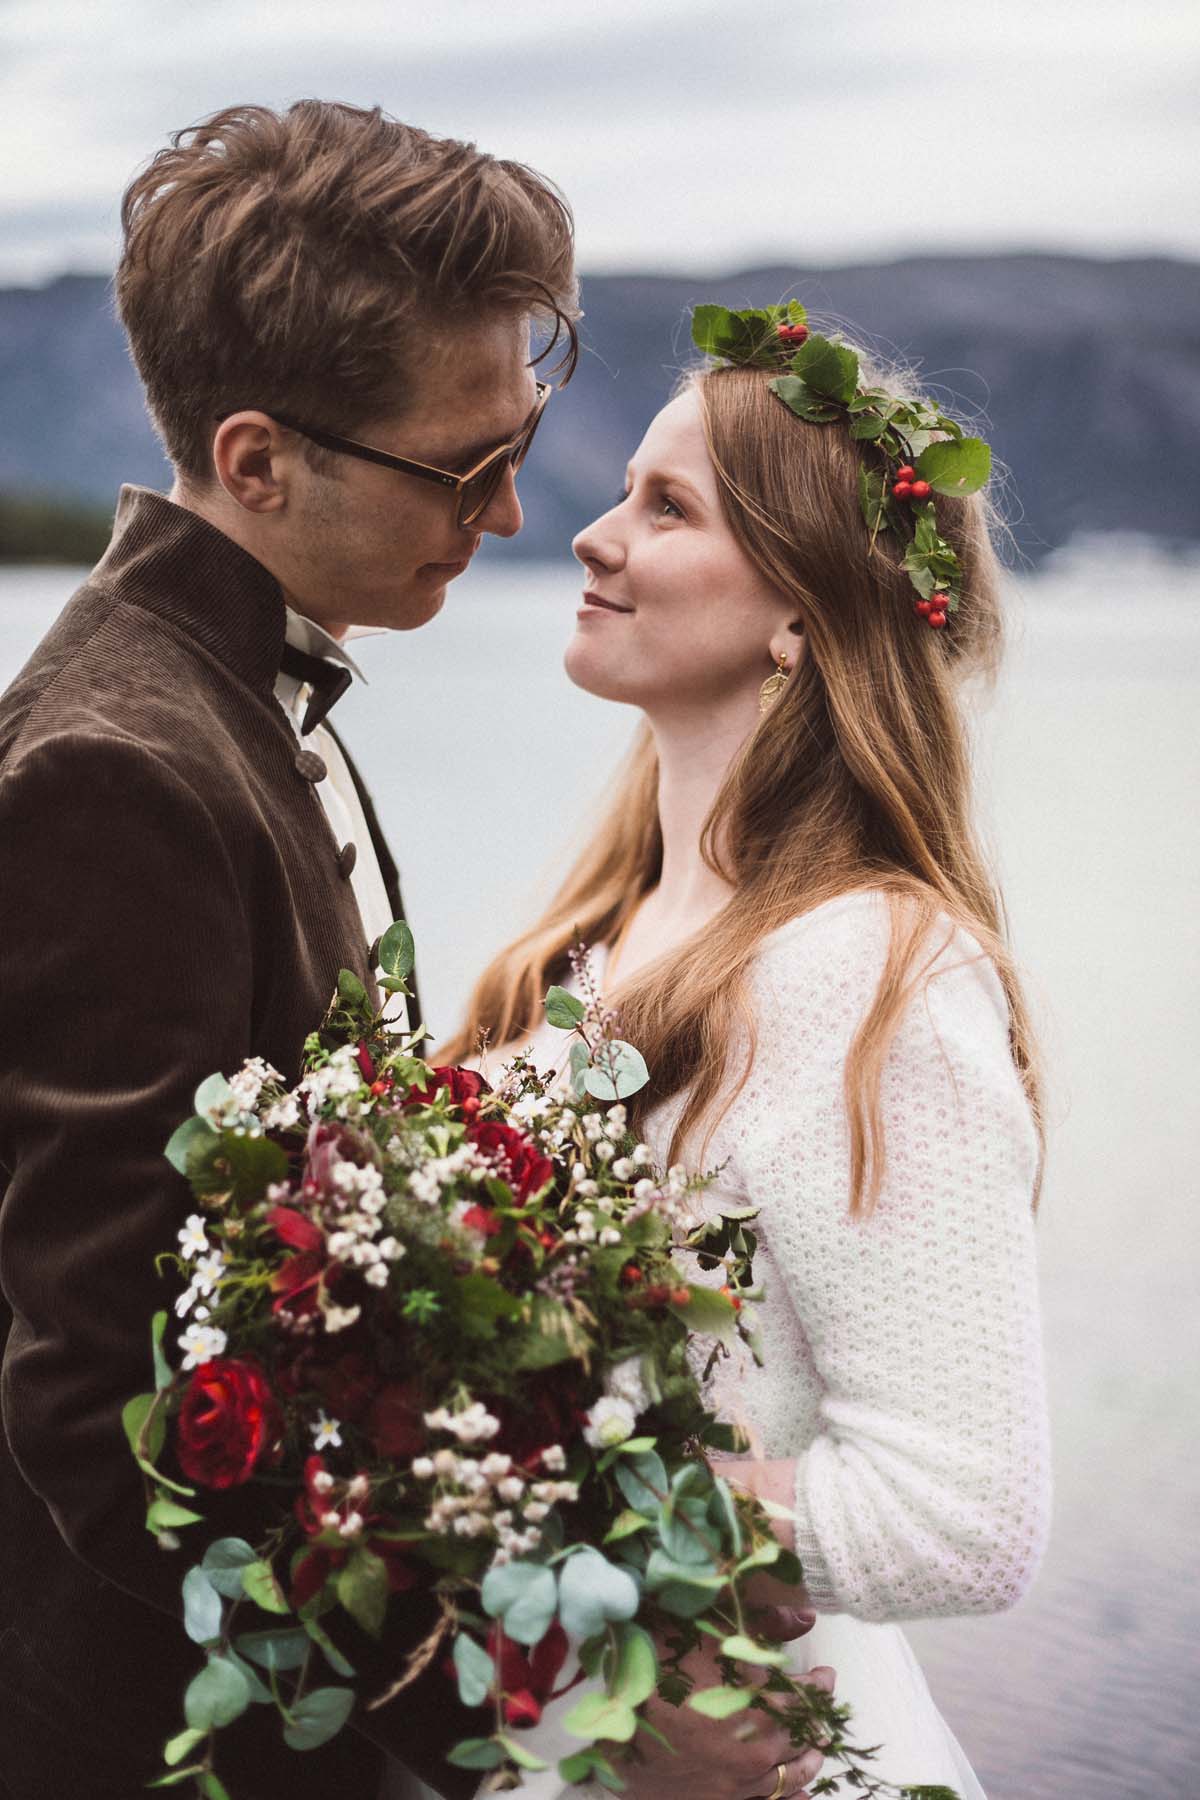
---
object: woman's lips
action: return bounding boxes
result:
[579,590,633,614]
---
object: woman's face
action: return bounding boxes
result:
[567,388,796,713]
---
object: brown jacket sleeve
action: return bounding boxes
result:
[0,729,258,1613]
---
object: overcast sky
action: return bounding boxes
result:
[3,0,1198,283]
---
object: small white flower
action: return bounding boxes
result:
[605,1355,650,1413]
[523,1501,550,1522]
[633,1179,657,1201]
[583,1394,637,1450]
[177,1320,228,1370]
[411,1457,435,1480]
[364,1262,389,1288]
[594,1141,615,1163]
[313,1470,335,1494]
[320,1509,342,1530]
[377,1237,405,1263]
[191,1250,226,1297]
[608,1104,627,1128]
[538,1444,567,1472]
[433,1447,459,1477]
[177,1214,209,1260]
[598,1227,622,1247]
[174,1282,201,1319]
[312,1412,343,1450]
[348,1474,370,1502]
[496,1475,525,1503]
[480,1452,513,1479]
[612,1158,636,1181]
[633,1145,653,1166]
[338,1511,365,1539]
[262,1094,301,1131]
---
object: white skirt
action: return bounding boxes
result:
[380,1614,985,1800]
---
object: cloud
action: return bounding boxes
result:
[1,0,1198,281]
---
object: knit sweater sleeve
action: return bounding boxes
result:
[734,893,1053,1622]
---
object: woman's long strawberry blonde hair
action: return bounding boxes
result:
[440,349,1044,1218]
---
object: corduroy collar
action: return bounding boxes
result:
[94,486,288,697]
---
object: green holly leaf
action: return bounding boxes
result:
[914,436,991,496]
[790,333,859,404]
[769,376,841,424]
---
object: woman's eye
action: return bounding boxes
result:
[658,494,684,519]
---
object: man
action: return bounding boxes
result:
[0,101,828,1800]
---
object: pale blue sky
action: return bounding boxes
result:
[3,0,1198,281]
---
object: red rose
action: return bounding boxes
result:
[484,1620,583,1727]
[467,1121,554,1204]
[404,1066,490,1110]
[176,1357,283,1490]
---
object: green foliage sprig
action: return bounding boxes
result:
[691,302,994,621]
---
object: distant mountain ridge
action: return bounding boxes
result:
[2,254,1198,564]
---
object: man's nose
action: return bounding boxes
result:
[476,465,523,539]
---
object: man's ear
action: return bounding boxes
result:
[211,412,292,514]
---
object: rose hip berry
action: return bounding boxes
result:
[910,479,931,500]
[777,322,809,345]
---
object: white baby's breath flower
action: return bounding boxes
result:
[633,1145,653,1166]
[364,1262,389,1288]
[177,1214,209,1260]
[538,1444,567,1472]
[262,1093,301,1131]
[323,1303,361,1335]
[583,1395,637,1450]
[496,1476,525,1503]
[411,1457,435,1480]
[633,1179,657,1201]
[312,1411,343,1450]
[377,1237,405,1263]
[594,1141,615,1163]
[523,1501,550,1523]
[612,1158,636,1181]
[178,1320,228,1370]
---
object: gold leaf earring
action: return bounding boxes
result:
[758,652,790,715]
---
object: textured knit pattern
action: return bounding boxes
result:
[530,890,1053,1624]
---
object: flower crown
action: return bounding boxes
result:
[691,302,993,629]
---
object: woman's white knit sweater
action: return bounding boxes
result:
[533,889,1053,1622]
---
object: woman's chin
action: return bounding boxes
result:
[562,639,640,704]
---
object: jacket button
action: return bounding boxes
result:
[294,749,327,783]
[338,841,358,879]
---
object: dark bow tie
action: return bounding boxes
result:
[279,641,354,736]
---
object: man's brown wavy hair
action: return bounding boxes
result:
[115,100,580,481]
[440,352,1044,1219]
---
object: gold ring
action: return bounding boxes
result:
[766,1764,789,1800]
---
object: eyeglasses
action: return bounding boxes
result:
[218,383,552,529]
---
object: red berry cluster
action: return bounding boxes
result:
[914,593,950,629]
[776,322,809,346]
[891,464,931,503]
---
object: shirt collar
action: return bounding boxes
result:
[282,605,370,686]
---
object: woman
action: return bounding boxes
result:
[439,311,1052,1796]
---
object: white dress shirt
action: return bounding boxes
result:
[274,608,408,1032]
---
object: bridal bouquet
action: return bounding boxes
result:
[127,923,958,1800]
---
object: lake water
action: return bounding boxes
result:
[3,542,1198,1798]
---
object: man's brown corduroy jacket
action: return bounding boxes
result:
[0,488,476,1800]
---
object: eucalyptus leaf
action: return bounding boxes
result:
[301,1614,356,1678]
[453,1631,495,1708]
[200,1776,232,1800]
[719,1634,789,1668]
[557,1547,640,1639]
[336,1547,390,1638]
[223,1648,273,1706]
[182,1566,222,1646]
[544,985,586,1030]
[281,1684,356,1752]
[480,1558,558,1647]
[562,1689,639,1744]
[193,1072,234,1119]
[183,1656,251,1731]
[568,1039,590,1098]
[163,1727,206,1767]
[146,1496,204,1532]
[614,1449,668,1517]
[201,1537,258,1599]
[122,1392,165,1465]
[687,1685,754,1719]
[164,1115,218,1177]
[150,1309,172,1390]
[446,1739,505,1770]
[242,1558,289,1614]
[234,1627,311,1672]
[584,1041,649,1102]
[497,1733,551,1771]
[611,1623,657,1708]
[378,920,416,980]
[603,1509,650,1545]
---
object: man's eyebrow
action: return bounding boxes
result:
[624,463,707,508]
[435,396,541,470]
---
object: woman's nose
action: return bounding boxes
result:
[572,508,624,573]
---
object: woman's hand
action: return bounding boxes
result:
[710,1454,816,1633]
